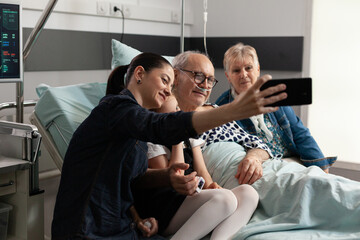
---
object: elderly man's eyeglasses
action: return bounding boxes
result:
[178,68,218,89]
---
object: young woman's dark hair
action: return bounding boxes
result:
[106,52,172,95]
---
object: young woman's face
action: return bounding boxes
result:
[225,55,260,94]
[141,64,175,109]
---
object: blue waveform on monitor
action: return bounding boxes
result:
[2,41,10,47]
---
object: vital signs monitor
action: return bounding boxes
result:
[0,0,22,82]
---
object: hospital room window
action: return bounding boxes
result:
[308,0,360,165]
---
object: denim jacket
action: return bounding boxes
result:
[52,89,197,239]
[216,89,336,169]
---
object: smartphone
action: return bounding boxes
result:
[260,77,312,106]
[195,176,205,193]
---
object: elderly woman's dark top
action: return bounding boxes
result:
[51,89,197,239]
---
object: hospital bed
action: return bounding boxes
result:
[30,82,107,171]
[30,40,360,240]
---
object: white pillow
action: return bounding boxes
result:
[111,39,174,69]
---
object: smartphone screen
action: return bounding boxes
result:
[260,78,312,106]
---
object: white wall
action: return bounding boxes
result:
[191,0,309,37]
[309,0,360,164]
[22,0,191,35]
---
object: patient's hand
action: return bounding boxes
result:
[235,155,263,185]
[169,163,197,195]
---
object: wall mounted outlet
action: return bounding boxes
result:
[97,1,109,15]
[110,2,122,17]
[122,5,131,18]
[171,11,179,23]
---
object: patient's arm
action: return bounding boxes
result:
[235,148,270,185]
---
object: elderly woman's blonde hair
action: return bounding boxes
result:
[223,43,259,72]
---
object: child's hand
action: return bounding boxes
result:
[137,217,158,237]
[207,182,222,189]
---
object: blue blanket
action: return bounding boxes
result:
[202,142,360,240]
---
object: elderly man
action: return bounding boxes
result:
[172,51,271,185]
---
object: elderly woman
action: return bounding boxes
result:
[216,43,336,172]
[172,51,272,185]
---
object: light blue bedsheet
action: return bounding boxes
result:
[35,82,106,159]
[203,142,360,240]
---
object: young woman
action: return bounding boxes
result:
[51,52,286,239]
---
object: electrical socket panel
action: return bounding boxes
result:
[95,2,192,24]
[122,5,131,18]
[171,11,180,23]
[97,1,109,15]
[110,2,122,17]
[109,3,131,18]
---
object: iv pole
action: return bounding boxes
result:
[180,0,185,53]
[16,0,59,123]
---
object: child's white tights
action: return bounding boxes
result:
[211,185,259,239]
[164,184,259,240]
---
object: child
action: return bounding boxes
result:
[147,95,221,190]
[133,95,259,240]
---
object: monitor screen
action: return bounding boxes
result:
[0,1,22,82]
